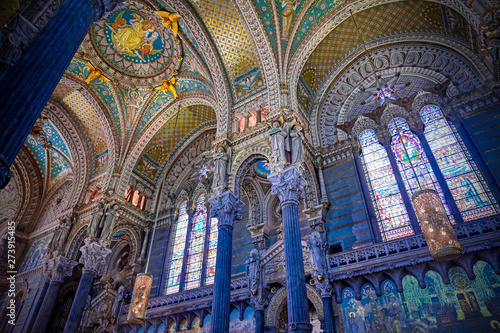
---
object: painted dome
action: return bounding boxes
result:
[85,3,182,86]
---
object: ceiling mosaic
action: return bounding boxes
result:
[0,176,19,224]
[84,2,182,87]
[134,105,216,183]
[299,1,471,100]
[25,135,47,175]
[52,83,109,177]
[188,0,265,102]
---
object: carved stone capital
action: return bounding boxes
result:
[303,204,327,231]
[250,295,268,311]
[208,191,244,228]
[79,238,112,275]
[45,256,78,283]
[268,165,307,204]
[314,281,333,298]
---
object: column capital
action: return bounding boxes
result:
[79,238,112,274]
[250,295,268,311]
[313,281,333,298]
[208,191,244,227]
[44,256,78,283]
[268,165,307,204]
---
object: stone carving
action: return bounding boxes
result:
[47,213,76,258]
[208,191,244,227]
[479,4,500,50]
[88,202,105,239]
[246,248,261,294]
[307,230,326,276]
[290,125,304,165]
[212,146,232,189]
[269,121,291,165]
[269,165,307,203]
[79,239,112,274]
[112,285,125,320]
[100,203,119,240]
[45,256,78,283]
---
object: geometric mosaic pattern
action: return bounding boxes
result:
[301,1,470,96]
[134,104,216,181]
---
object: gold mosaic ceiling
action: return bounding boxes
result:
[300,0,471,96]
[134,104,216,182]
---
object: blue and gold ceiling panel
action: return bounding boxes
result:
[180,46,211,83]
[49,149,71,183]
[277,0,306,50]
[134,104,216,181]
[43,120,72,160]
[89,79,122,135]
[25,136,47,175]
[66,58,90,81]
[116,85,150,136]
[301,1,471,96]
[254,0,277,54]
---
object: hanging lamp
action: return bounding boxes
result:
[127,106,181,323]
[349,11,462,261]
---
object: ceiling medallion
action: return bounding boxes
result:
[83,3,182,87]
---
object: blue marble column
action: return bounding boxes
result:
[32,256,78,333]
[208,191,244,333]
[251,295,267,333]
[314,282,336,333]
[269,166,312,333]
[22,279,49,333]
[0,0,123,188]
[63,239,111,333]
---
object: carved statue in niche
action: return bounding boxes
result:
[113,264,132,289]
[212,146,232,189]
[112,285,125,320]
[246,248,261,294]
[88,201,105,239]
[307,230,325,276]
[269,121,290,164]
[47,214,76,258]
[290,125,304,165]
[100,203,119,240]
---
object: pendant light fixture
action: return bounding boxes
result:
[350,11,462,260]
[128,105,181,323]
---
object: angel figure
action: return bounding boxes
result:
[155,11,181,36]
[212,147,232,189]
[269,120,290,164]
[85,63,109,84]
[280,0,299,40]
[156,78,178,99]
[290,125,304,165]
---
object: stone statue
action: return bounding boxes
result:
[47,215,75,257]
[112,285,125,319]
[269,121,290,164]
[88,202,105,239]
[308,230,325,275]
[290,125,304,165]
[100,203,119,240]
[246,248,261,293]
[212,146,232,188]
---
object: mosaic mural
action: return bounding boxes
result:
[181,47,210,82]
[18,235,52,272]
[25,135,47,174]
[254,0,277,54]
[91,5,174,76]
[340,261,500,333]
[117,85,148,134]
[278,0,305,48]
[201,307,255,332]
[0,177,19,224]
[300,1,472,96]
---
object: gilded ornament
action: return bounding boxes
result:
[155,78,178,99]
[85,63,109,84]
[155,11,181,36]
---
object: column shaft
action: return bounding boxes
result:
[0,0,102,188]
[63,270,95,333]
[22,280,49,333]
[322,296,336,333]
[255,309,265,333]
[211,224,233,333]
[32,281,63,333]
[282,200,311,332]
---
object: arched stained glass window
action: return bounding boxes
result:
[389,117,455,223]
[359,129,414,241]
[205,216,218,284]
[421,105,500,220]
[165,200,189,294]
[184,194,208,290]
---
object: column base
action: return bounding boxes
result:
[0,157,10,189]
[288,322,312,332]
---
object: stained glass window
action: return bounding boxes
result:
[205,216,218,284]
[184,194,208,290]
[198,163,210,178]
[360,129,414,241]
[389,117,455,223]
[421,105,500,221]
[165,200,189,294]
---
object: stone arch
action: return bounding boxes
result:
[110,223,141,265]
[242,180,263,227]
[117,96,218,197]
[265,284,324,329]
[311,40,490,147]
[230,147,273,197]
[65,224,88,261]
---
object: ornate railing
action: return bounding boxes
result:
[326,216,500,271]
